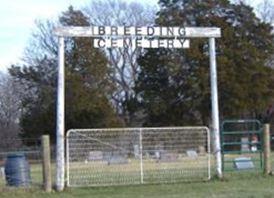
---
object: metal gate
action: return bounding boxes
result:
[221,120,263,172]
[66,127,211,187]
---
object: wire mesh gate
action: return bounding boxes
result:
[66,127,211,187]
[221,120,263,172]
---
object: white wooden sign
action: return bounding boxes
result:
[54,26,221,49]
[54,26,221,38]
[93,38,190,48]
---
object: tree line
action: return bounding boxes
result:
[1,0,274,142]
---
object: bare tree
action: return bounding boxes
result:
[257,0,274,24]
[256,0,274,70]
[0,73,22,128]
[231,0,251,5]
[23,19,58,66]
[0,72,23,149]
[20,1,157,126]
[84,0,157,125]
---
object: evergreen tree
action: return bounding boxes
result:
[133,0,274,126]
[10,7,122,140]
[60,7,121,129]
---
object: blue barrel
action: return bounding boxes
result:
[4,153,31,187]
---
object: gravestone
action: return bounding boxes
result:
[186,150,198,159]
[0,167,5,179]
[88,151,103,161]
[234,157,254,170]
[107,155,128,165]
[134,145,139,158]
[155,151,161,160]
[241,137,250,152]
[198,146,206,155]
[251,134,258,152]
[159,152,178,162]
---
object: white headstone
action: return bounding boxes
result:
[186,150,198,159]
[159,152,178,162]
[0,167,5,179]
[88,151,103,161]
[241,137,250,152]
[107,154,128,165]
[134,145,139,158]
[234,157,254,170]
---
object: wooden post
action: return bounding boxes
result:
[263,124,271,175]
[42,135,52,192]
[209,38,222,178]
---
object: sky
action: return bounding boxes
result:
[0,0,90,72]
[0,0,266,73]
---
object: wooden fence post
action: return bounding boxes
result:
[263,124,271,175]
[42,135,52,192]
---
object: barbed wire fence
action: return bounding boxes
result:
[67,127,211,187]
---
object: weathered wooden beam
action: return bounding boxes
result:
[264,124,271,175]
[53,26,221,38]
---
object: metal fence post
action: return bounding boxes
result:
[42,135,52,192]
[139,129,144,184]
[263,124,271,175]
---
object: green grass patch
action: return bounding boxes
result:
[1,173,274,198]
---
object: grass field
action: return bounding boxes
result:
[0,153,270,197]
[68,156,210,186]
[0,173,274,198]
[0,159,274,197]
[0,152,273,197]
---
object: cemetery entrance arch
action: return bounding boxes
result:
[53,26,222,190]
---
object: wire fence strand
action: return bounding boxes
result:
[67,127,211,187]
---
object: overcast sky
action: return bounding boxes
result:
[0,0,267,73]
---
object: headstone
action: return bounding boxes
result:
[159,152,178,162]
[88,151,103,161]
[251,134,258,152]
[145,152,150,159]
[0,167,5,179]
[234,157,254,170]
[251,144,257,152]
[107,155,128,165]
[241,137,250,152]
[198,146,206,155]
[155,151,161,160]
[186,150,198,159]
[134,145,139,158]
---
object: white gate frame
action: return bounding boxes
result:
[66,126,211,187]
[53,26,222,191]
